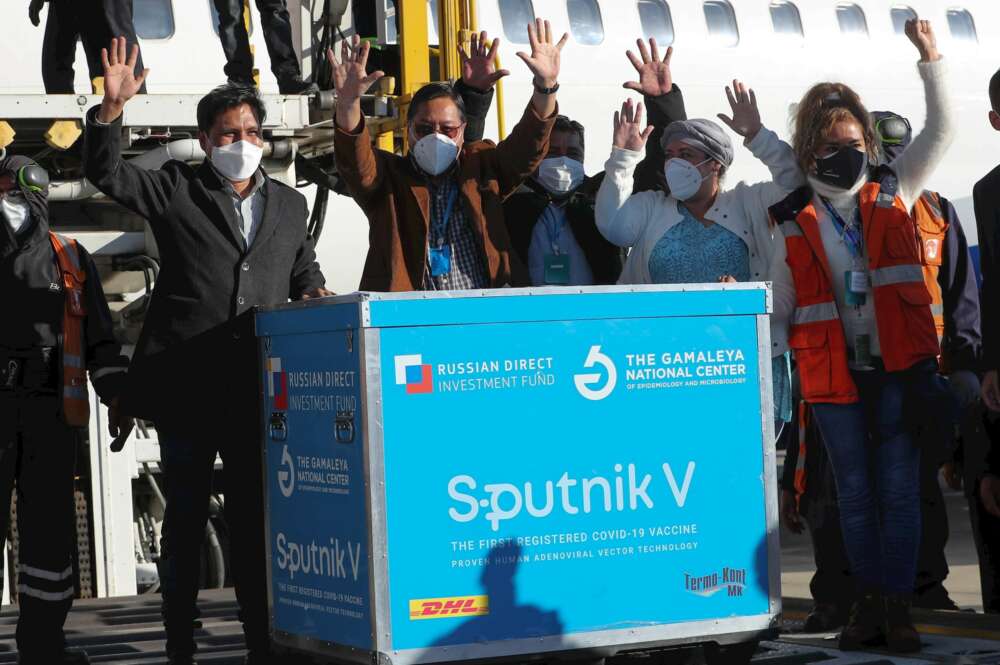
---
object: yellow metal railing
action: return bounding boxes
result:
[376,0,506,150]
[438,0,462,82]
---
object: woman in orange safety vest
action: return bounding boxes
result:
[769,18,957,655]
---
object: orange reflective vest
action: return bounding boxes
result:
[49,232,90,427]
[913,191,948,346]
[774,170,940,404]
[793,401,808,506]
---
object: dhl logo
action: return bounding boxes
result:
[408,595,489,620]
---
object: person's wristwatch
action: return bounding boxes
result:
[533,79,559,95]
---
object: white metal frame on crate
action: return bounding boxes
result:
[259,283,782,664]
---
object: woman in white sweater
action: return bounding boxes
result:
[769,19,953,654]
[595,84,805,428]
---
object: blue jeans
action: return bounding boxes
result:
[810,359,952,595]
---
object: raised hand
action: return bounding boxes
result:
[717,80,761,141]
[515,18,568,88]
[904,18,939,62]
[460,31,510,91]
[624,38,673,97]
[98,36,149,122]
[613,99,653,152]
[327,34,385,102]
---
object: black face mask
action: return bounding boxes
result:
[813,147,868,191]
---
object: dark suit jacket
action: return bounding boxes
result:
[932,194,981,372]
[83,107,325,423]
[633,85,688,195]
[974,166,1000,475]
[975,165,1000,373]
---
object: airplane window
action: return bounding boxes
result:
[209,1,253,37]
[134,0,175,39]
[947,9,977,42]
[703,1,739,47]
[835,3,868,36]
[637,0,675,46]
[499,0,536,45]
[567,0,604,46]
[769,1,803,37]
[381,1,438,44]
[890,6,917,36]
[428,0,440,44]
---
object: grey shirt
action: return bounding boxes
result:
[216,167,267,249]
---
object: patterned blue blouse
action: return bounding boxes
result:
[648,205,751,284]
[646,205,792,423]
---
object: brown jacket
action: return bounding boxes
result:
[335,101,557,291]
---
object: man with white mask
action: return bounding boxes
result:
[519,116,623,286]
[331,21,565,291]
[83,38,330,665]
[457,37,691,286]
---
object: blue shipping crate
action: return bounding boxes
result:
[256,284,780,664]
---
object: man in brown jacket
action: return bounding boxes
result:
[330,20,566,291]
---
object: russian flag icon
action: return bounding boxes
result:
[267,357,288,410]
[395,355,434,394]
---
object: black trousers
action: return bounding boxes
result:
[968,412,1000,613]
[42,0,147,94]
[157,416,268,657]
[0,398,80,658]
[969,492,1000,612]
[914,447,952,605]
[212,0,300,81]
[804,502,854,610]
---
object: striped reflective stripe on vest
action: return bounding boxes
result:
[780,221,804,238]
[870,264,924,287]
[922,191,944,220]
[64,385,88,400]
[792,301,840,326]
[793,401,808,504]
[930,303,944,317]
[49,233,90,428]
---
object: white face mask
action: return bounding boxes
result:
[664,157,712,201]
[210,140,264,181]
[411,133,460,176]
[1,195,30,234]
[536,157,585,194]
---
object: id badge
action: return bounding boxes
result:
[844,270,867,306]
[544,254,571,285]
[853,333,873,367]
[429,245,452,277]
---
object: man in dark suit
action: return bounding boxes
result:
[83,38,329,665]
[974,66,1000,613]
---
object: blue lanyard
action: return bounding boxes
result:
[542,205,564,254]
[432,187,459,248]
[821,197,863,259]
